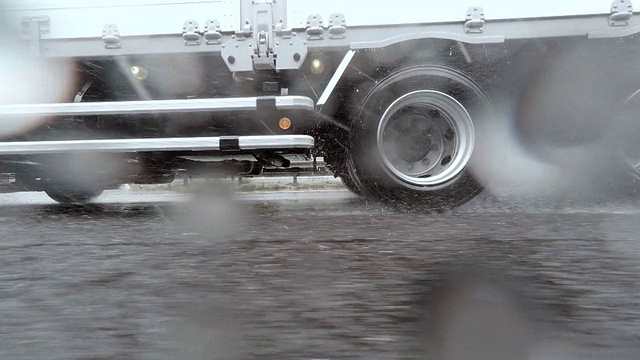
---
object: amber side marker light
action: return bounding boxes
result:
[278,117,292,130]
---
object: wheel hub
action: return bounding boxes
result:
[387,114,435,163]
[377,90,474,187]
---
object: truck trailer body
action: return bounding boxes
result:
[1,0,639,207]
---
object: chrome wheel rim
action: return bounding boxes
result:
[376,90,475,187]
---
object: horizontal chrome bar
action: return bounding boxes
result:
[0,135,314,155]
[0,96,315,118]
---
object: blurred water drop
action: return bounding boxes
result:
[173,181,248,243]
[0,7,76,137]
[165,302,249,360]
[416,268,577,360]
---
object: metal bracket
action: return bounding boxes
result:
[204,19,222,45]
[610,0,633,26]
[235,19,253,40]
[74,80,95,103]
[274,18,292,38]
[102,24,121,49]
[21,15,50,38]
[306,14,324,40]
[21,16,50,55]
[182,20,201,45]
[464,7,485,33]
[221,0,308,72]
[251,0,275,71]
[328,13,347,39]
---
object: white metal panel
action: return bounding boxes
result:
[4,0,227,10]
[287,0,632,28]
[4,0,636,39]
[4,0,240,39]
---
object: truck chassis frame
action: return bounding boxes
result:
[2,0,640,207]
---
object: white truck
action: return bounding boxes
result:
[1,0,639,208]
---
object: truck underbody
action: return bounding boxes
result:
[2,0,640,208]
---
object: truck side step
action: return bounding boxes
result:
[0,96,315,117]
[0,135,314,155]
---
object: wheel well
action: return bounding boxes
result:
[355,39,475,69]
[315,38,497,170]
[319,38,507,119]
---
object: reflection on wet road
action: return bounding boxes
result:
[1,188,640,359]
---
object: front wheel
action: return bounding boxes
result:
[44,185,104,204]
[348,65,490,210]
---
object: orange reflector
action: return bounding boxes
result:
[278,117,292,130]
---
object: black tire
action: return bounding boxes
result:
[338,156,365,196]
[348,64,490,210]
[18,151,119,204]
[611,91,640,198]
[514,40,640,199]
[340,175,363,196]
[516,41,639,171]
[44,184,104,204]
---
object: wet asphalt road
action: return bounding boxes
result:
[2,188,640,359]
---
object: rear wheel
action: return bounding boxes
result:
[516,41,640,169]
[348,64,490,210]
[612,90,640,197]
[515,40,640,198]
